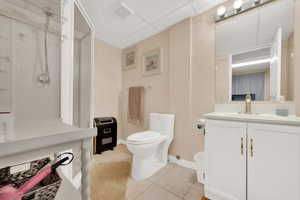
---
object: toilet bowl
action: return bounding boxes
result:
[126,113,175,180]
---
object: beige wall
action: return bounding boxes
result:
[121,30,170,140]
[119,0,300,161]
[94,39,122,136]
[190,11,216,155]
[121,11,216,161]
[295,0,300,116]
[168,19,193,160]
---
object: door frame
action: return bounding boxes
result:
[60,0,95,128]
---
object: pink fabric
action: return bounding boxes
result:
[18,167,51,195]
[0,185,20,200]
[0,167,51,200]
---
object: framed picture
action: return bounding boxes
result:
[142,48,162,76]
[122,46,137,70]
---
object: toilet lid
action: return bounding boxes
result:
[127,131,165,144]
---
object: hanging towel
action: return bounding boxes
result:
[128,86,144,125]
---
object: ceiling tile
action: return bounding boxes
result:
[81,0,234,48]
[190,0,227,15]
[120,25,158,48]
[153,4,194,32]
[82,0,148,41]
[123,0,189,22]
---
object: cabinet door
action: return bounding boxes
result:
[248,123,300,200]
[205,120,247,200]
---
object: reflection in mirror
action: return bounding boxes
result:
[215,0,294,102]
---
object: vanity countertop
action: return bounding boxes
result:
[204,112,300,126]
[0,118,97,158]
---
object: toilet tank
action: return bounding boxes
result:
[149,113,175,138]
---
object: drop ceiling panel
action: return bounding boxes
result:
[82,0,147,37]
[191,0,226,14]
[81,0,244,48]
[123,0,189,22]
[119,25,157,48]
[153,4,195,32]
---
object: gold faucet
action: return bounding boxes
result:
[245,94,252,114]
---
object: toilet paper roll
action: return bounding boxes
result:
[195,119,206,132]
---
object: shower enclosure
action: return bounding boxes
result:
[0,0,94,127]
[0,0,95,197]
[0,0,62,121]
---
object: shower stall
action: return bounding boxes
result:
[0,0,94,127]
[0,0,95,193]
[0,0,62,122]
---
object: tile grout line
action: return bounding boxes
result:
[182,182,194,199]
[145,163,196,199]
[131,181,154,200]
[149,179,194,200]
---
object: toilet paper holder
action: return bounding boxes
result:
[195,119,206,134]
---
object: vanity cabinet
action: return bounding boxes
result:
[205,119,300,200]
[247,123,300,200]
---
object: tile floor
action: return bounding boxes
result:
[93,145,204,200]
[125,163,204,200]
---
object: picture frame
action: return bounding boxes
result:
[122,45,137,70]
[142,47,162,76]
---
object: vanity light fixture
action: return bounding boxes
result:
[232,58,271,68]
[233,0,243,12]
[215,0,276,23]
[217,6,226,18]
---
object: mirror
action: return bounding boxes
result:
[215,0,294,102]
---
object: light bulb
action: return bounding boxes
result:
[217,6,226,17]
[233,0,243,11]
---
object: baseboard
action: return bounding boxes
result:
[168,155,196,170]
[117,139,127,145]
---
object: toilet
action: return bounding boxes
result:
[126,113,175,180]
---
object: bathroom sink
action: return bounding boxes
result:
[204,112,300,126]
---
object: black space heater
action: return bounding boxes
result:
[94,117,117,154]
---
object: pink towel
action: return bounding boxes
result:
[128,87,144,125]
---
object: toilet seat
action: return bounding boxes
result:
[127,131,166,145]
